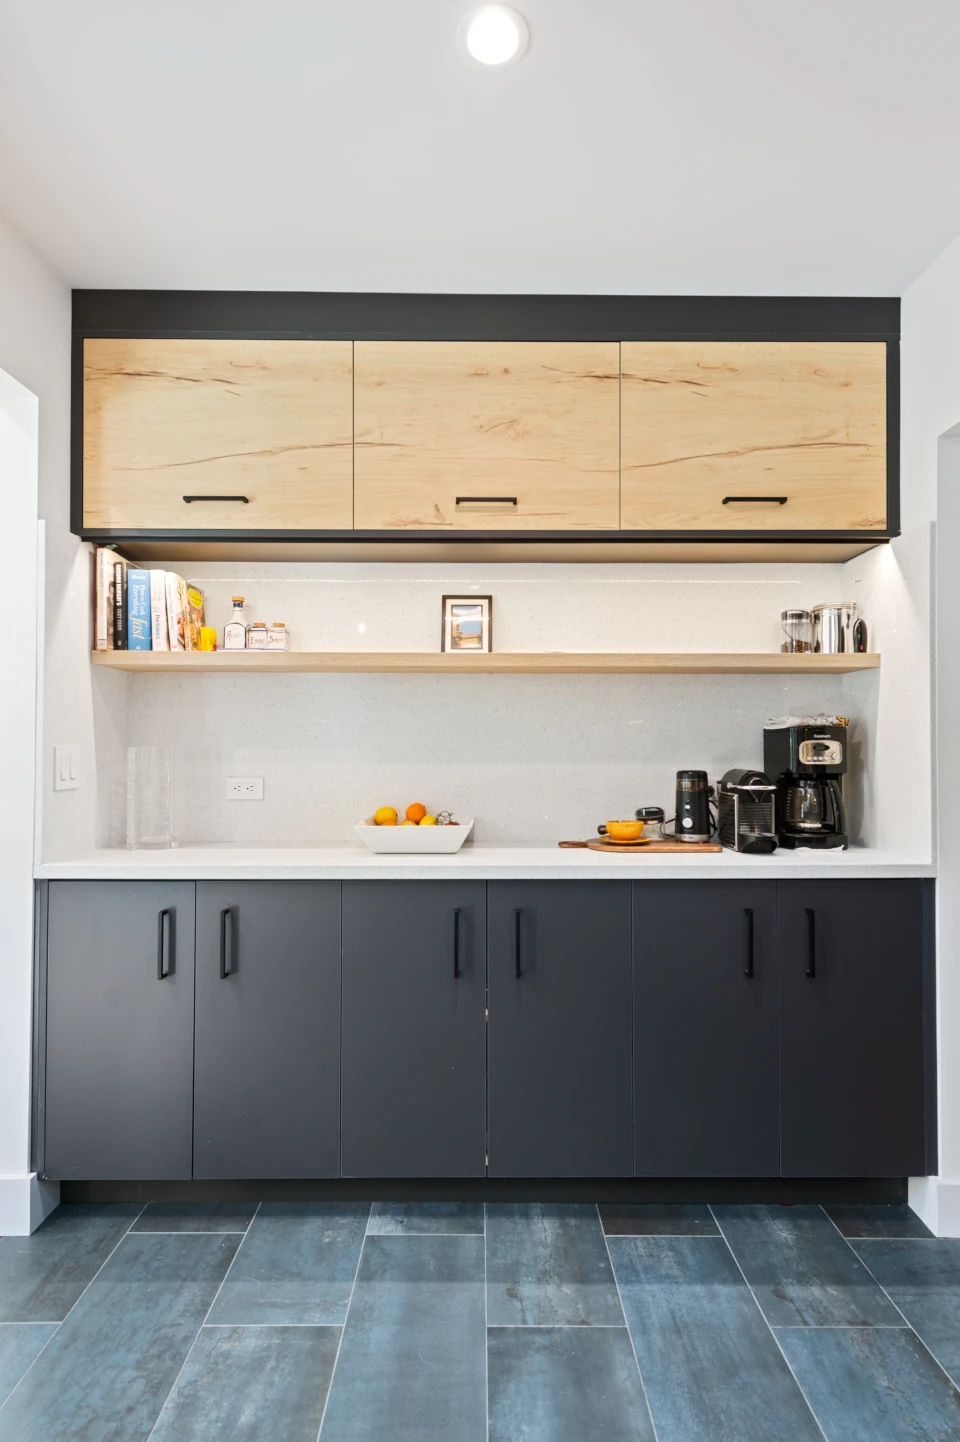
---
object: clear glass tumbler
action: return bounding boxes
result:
[126,746,182,849]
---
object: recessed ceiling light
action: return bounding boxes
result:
[459,5,530,67]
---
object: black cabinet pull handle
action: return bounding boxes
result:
[157,909,172,980]
[515,909,523,978]
[219,908,234,979]
[183,494,250,504]
[806,908,816,978]
[722,495,788,505]
[453,908,461,979]
[744,908,754,979]
[455,496,518,506]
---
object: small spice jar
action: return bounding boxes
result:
[246,622,268,650]
[266,623,289,651]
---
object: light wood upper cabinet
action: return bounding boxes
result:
[620,341,887,531]
[83,338,353,529]
[353,341,620,530]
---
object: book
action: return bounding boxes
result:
[94,548,121,650]
[127,569,152,650]
[184,583,205,651]
[150,570,170,650]
[165,572,185,651]
[113,560,128,650]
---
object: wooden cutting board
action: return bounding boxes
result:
[559,838,723,854]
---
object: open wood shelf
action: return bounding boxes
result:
[91,651,881,676]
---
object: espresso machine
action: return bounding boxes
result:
[763,720,848,850]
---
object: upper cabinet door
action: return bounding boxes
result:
[354,341,620,530]
[621,341,887,531]
[83,338,353,529]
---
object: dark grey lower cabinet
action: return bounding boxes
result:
[194,882,341,1179]
[43,881,196,1180]
[633,882,779,1177]
[779,880,928,1178]
[341,881,486,1177]
[487,881,633,1177]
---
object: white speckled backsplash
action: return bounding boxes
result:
[92,560,877,846]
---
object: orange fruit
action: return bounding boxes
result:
[419,815,438,826]
[374,806,398,826]
[405,802,427,823]
[379,818,398,826]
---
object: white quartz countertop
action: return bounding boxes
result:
[35,843,935,882]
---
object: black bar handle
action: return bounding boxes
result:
[722,495,788,505]
[515,909,522,978]
[744,908,754,979]
[220,907,234,979]
[183,495,250,503]
[806,908,816,978]
[157,909,171,980]
[453,908,461,979]
[455,496,518,505]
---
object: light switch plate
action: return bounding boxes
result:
[54,745,80,791]
[226,776,264,800]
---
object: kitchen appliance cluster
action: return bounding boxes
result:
[636,718,850,854]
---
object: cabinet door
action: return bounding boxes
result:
[43,881,195,1180]
[194,882,341,1179]
[341,882,486,1177]
[633,882,779,1176]
[621,341,887,531]
[487,881,632,1177]
[779,881,927,1177]
[354,341,620,530]
[83,338,353,529]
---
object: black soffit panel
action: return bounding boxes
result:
[71,291,901,342]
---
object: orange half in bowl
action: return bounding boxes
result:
[605,820,645,842]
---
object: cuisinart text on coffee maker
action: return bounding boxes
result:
[763,718,848,850]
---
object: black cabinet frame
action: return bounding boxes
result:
[71,291,900,546]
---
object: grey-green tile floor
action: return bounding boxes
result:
[0,1200,958,1440]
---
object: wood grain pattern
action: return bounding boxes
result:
[83,338,353,529]
[91,651,881,676]
[620,341,887,531]
[353,341,620,530]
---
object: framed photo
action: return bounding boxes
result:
[441,595,493,653]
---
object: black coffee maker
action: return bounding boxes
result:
[763,721,848,850]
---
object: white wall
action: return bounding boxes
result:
[900,229,960,1233]
[0,206,70,1230]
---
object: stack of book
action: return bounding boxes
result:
[94,550,205,651]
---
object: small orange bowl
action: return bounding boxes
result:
[604,820,645,842]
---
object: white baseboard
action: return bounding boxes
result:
[909,1176,960,1236]
[0,1173,60,1235]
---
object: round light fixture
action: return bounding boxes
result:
[459,5,530,66]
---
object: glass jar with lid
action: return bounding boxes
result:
[781,609,813,653]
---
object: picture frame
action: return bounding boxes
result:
[441,595,493,653]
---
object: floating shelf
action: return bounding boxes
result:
[92,651,881,676]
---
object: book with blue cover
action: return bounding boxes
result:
[127,569,152,650]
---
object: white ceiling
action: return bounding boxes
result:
[1,0,959,295]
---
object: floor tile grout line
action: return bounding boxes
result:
[484,1201,489,1442]
[598,1203,662,1442]
[145,1200,263,1442]
[314,1206,368,1442]
[707,1205,830,1442]
[820,1204,960,1394]
[0,1202,149,1420]
[201,1322,344,1329]
[130,1229,251,1236]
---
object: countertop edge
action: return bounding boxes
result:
[34,846,937,882]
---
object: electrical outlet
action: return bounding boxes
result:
[54,745,80,791]
[225,776,264,801]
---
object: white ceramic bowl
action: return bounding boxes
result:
[355,817,475,853]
